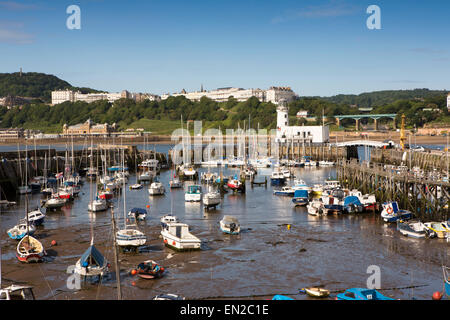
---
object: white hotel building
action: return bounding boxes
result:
[51,90,159,105]
[161,86,297,105]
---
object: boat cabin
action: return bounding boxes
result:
[0,285,35,300]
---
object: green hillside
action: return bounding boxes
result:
[0,72,101,102]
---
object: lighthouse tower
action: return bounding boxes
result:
[277,99,289,130]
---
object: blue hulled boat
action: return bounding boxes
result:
[337,288,394,300]
[381,201,413,223]
[292,190,309,206]
[343,196,364,213]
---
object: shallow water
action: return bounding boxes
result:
[0,163,448,300]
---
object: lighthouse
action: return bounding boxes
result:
[276,99,289,131]
[275,98,330,144]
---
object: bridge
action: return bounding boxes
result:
[335,114,397,130]
[331,140,391,148]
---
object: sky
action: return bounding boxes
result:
[0,0,449,97]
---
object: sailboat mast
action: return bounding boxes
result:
[110,206,122,300]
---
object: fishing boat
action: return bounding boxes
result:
[273,186,295,197]
[185,185,202,202]
[292,179,311,192]
[381,201,413,223]
[7,220,36,240]
[169,177,182,188]
[270,170,285,186]
[25,208,46,226]
[321,195,344,214]
[137,171,152,182]
[219,215,240,235]
[318,160,335,167]
[148,181,165,196]
[161,222,201,251]
[337,288,394,300]
[323,180,341,191]
[16,235,45,263]
[227,178,245,193]
[343,196,364,214]
[311,184,324,196]
[88,198,108,212]
[98,189,113,200]
[181,164,197,179]
[397,220,436,238]
[128,208,147,221]
[302,156,317,167]
[203,189,221,209]
[307,198,328,216]
[349,190,377,210]
[423,222,449,239]
[74,242,109,277]
[135,260,165,279]
[160,214,178,228]
[292,190,309,206]
[300,287,330,298]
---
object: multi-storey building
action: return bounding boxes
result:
[51,90,160,105]
[62,119,116,136]
[161,86,297,105]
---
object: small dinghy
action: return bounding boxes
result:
[397,220,436,238]
[130,184,143,190]
[300,287,330,298]
[136,260,165,279]
[424,222,449,239]
[16,235,45,263]
[7,220,36,240]
[128,208,147,221]
[219,215,240,235]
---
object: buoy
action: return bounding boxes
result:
[131,269,137,276]
[432,291,443,300]
[287,224,291,230]
[146,205,150,208]
[50,240,57,246]
[131,281,136,286]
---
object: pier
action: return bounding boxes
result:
[337,159,449,221]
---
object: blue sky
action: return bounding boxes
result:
[0,0,449,96]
